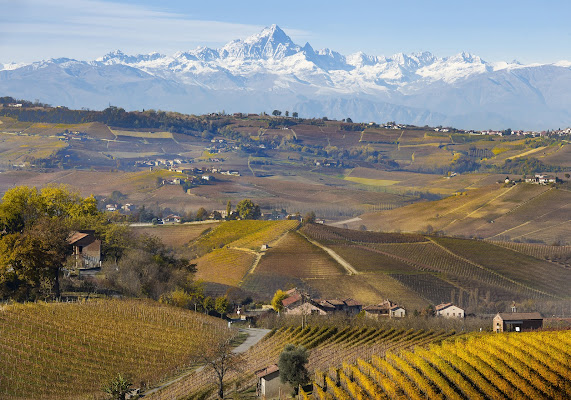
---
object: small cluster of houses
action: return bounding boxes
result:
[135,158,193,168]
[279,289,407,319]
[279,289,479,320]
[105,203,137,213]
[478,129,570,137]
[525,174,557,185]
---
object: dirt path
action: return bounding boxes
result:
[328,217,362,227]
[141,327,270,397]
[298,231,358,275]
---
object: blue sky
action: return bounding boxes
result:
[1,0,570,64]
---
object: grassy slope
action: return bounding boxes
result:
[132,223,217,248]
[190,220,300,288]
[356,183,571,245]
[0,299,227,400]
[301,224,571,310]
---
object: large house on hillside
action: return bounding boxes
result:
[68,230,101,269]
[435,303,465,318]
[493,312,543,332]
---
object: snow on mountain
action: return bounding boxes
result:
[1,25,570,130]
[219,24,301,60]
[0,62,30,71]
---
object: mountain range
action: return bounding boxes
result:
[1,24,570,130]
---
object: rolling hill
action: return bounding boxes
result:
[172,221,571,314]
[353,182,571,245]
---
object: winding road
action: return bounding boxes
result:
[141,327,270,397]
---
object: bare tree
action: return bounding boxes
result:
[198,329,243,399]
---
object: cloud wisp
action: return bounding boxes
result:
[0,0,308,62]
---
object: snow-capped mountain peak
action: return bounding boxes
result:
[219,24,300,60]
[2,24,570,130]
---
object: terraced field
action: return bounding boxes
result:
[254,232,345,278]
[190,220,299,256]
[195,248,257,286]
[147,325,458,400]
[241,231,345,298]
[313,330,571,400]
[369,241,546,300]
[357,182,571,246]
[433,237,571,298]
[299,224,570,310]
[0,300,228,400]
[132,223,216,248]
[487,240,571,266]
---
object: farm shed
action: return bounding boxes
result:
[493,312,543,332]
[68,230,101,269]
[255,364,293,399]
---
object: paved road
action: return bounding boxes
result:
[141,327,270,397]
[233,327,271,353]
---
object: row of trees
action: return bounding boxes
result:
[271,110,298,118]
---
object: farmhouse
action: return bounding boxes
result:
[282,289,362,316]
[363,300,405,318]
[68,230,101,269]
[285,301,328,316]
[525,174,557,184]
[255,365,293,399]
[282,289,304,311]
[163,214,181,223]
[493,312,543,332]
[314,298,362,315]
[435,303,464,318]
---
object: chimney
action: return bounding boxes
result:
[511,301,516,313]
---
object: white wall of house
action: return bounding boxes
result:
[437,305,464,318]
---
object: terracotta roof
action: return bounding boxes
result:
[68,232,90,244]
[343,298,362,307]
[496,312,542,320]
[325,299,345,306]
[317,301,336,311]
[282,293,301,308]
[255,364,279,378]
[390,305,404,311]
